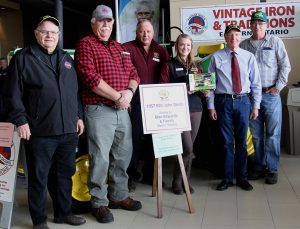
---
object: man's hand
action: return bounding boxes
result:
[209,109,217,120]
[17,124,31,140]
[77,119,84,136]
[121,89,133,104]
[250,108,259,120]
[201,90,211,97]
[115,93,130,110]
[268,87,280,96]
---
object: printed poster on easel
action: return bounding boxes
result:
[139,83,191,135]
[0,122,21,229]
[139,83,195,218]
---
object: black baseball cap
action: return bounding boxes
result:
[224,24,241,35]
[37,15,60,27]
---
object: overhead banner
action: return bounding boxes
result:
[181,1,300,42]
[119,0,160,43]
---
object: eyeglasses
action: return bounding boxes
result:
[250,22,266,26]
[37,30,60,36]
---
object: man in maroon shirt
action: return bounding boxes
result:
[75,5,141,224]
[123,19,169,192]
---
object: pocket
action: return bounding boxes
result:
[84,105,102,113]
[28,95,40,120]
[214,95,226,105]
[262,50,276,67]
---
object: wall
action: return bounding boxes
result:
[170,0,300,85]
[0,0,23,58]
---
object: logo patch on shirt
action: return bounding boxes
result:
[153,52,160,59]
[153,52,160,62]
[64,61,72,69]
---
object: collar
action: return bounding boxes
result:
[134,38,158,49]
[226,47,241,56]
[36,43,58,55]
[250,32,269,42]
[91,33,113,45]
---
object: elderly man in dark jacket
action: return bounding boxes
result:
[4,16,86,229]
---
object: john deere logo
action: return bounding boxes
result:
[255,12,263,17]
[0,146,14,176]
[186,14,207,35]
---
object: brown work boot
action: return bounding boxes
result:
[92,206,114,223]
[108,197,142,211]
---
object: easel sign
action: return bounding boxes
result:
[152,132,183,158]
[139,83,191,134]
[139,83,195,218]
[0,123,21,229]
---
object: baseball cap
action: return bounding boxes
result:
[251,11,267,22]
[224,24,241,35]
[92,5,114,20]
[37,15,60,27]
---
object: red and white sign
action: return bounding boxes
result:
[181,1,300,42]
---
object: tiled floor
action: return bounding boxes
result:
[11,154,300,229]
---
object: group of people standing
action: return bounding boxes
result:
[2,3,290,229]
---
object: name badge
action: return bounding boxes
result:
[121,51,130,56]
[153,57,160,62]
[221,60,228,64]
[176,68,184,71]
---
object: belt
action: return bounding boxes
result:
[216,93,249,99]
[262,84,276,92]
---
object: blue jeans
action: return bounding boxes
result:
[215,95,251,182]
[84,105,132,207]
[25,133,78,225]
[250,93,282,173]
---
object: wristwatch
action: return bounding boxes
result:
[127,87,135,94]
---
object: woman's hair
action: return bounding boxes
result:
[175,34,195,68]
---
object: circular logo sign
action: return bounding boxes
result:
[0,146,14,176]
[186,14,207,35]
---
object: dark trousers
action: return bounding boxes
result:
[25,133,78,225]
[128,102,154,182]
[215,95,251,182]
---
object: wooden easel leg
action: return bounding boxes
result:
[177,154,195,213]
[157,157,163,218]
[152,158,158,197]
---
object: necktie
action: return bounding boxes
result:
[231,52,242,94]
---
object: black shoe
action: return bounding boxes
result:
[216,180,233,191]
[248,170,265,180]
[265,172,278,184]
[237,180,253,191]
[54,215,86,225]
[92,206,114,223]
[128,179,136,193]
[33,223,49,229]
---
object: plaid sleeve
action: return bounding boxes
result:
[74,38,102,89]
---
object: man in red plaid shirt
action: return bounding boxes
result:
[75,4,141,224]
